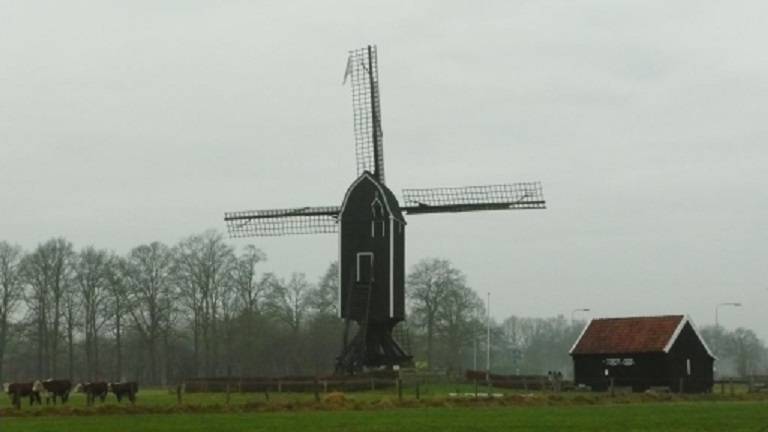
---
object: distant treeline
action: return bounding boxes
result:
[0,232,764,386]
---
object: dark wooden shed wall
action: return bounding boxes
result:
[572,319,714,393]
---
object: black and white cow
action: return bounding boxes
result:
[41,378,72,405]
[109,381,138,403]
[4,380,44,406]
[75,381,109,404]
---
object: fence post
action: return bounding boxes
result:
[15,388,21,410]
[313,378,320,402]
[720,380,724,394]
[610,377,615,397]
[730,378,734,396]
[323,380,328,393]
[226,383,231,404]
[397,378,403,401]
[474,379,478,398]
[416,380,420,400]
[176,385,182,404]
[678,378,684,394]
[265,386,270,401]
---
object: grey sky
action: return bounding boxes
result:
[2,1,766,339]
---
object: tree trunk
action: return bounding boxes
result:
[115,310,122,381]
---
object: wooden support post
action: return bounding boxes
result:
[177,385,182,404]
[265,386,270,401]
[323,380,328,393]
[313,379,320,402]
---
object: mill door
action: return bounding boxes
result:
[357,252,373,284]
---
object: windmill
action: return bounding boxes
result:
[225,45,546,373]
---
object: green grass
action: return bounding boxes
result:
[2,385,767,431]
[2,402,767,432]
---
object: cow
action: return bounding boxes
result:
[4,380,44,406]
[109,381,138,403]
[41,378,72,405]
[75,381,109,405]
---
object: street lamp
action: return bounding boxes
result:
[486,292,490,381]
[571,308,591,323]
[715,302,741,328]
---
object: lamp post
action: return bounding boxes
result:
[715,302,741,328]
[486,292,490,381]
[571,308,590,324]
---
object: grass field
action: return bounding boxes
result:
[2,401,768,432]
[2,386,767,431]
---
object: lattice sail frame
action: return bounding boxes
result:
[349,46,385,183]
[224,206,340,237]
[401,183,546,215]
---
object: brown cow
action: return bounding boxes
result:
[4,381,44,406]
[41,378,72,405]
[76,381,108,404]
[109,381,138,403]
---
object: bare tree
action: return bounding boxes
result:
[173,230,235,377]
[0,241,25,380]
[306,261,344,373]
[434,283,483,370]
[407,258,465,369]
[228,245,271,375]
[104,253,129,381]
[267,273,311,335]
[21,238,75,378]
[266,273,312,373]
[231,245,270,315]
[308,261,339,317]
[123,242,174,385]
[74,246,111,380]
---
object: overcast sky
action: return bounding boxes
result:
[2,1,766,340]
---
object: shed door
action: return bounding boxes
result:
[357,253,373,283]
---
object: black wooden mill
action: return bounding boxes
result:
[225,45,546,373]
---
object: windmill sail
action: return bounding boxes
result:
[401,183,545,215]
[348,45,385,183]
[224,206,340,237]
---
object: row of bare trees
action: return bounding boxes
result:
[1,238,765,385]
[0,232,344,386]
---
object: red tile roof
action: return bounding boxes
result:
[570,315,686,355]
